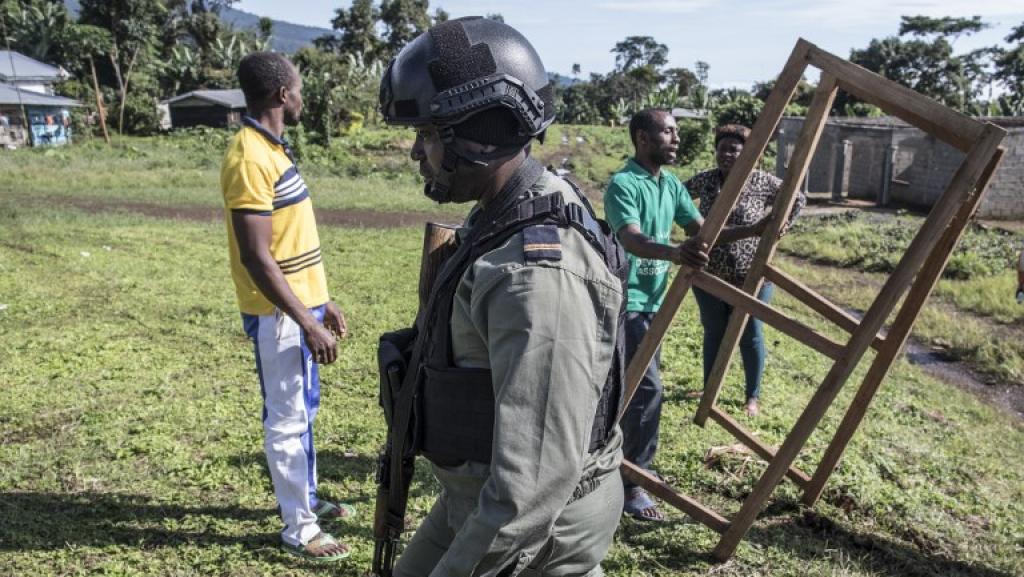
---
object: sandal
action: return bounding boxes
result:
[282,531,351,562]
[623,487,667,522]
[314,500,357,522]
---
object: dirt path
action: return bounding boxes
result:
[45,196,458,229]
[21,194,1023,420]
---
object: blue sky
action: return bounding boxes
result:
[237,0,1024,89]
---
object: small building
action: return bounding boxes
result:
[0,50,69,95]
[0,83,80,148]
[776,116,1024,220]
[164,89,246,129]
[0,50,79,148]
[671,107,707,121]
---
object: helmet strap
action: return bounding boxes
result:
[424,145,459,203]
[424,125,526,203]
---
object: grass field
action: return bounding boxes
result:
[780,212,1024,385]
[1,132,1022,577]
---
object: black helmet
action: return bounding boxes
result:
[379,17,555,202]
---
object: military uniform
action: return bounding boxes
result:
[394,170,625,577]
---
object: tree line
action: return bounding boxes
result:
[560,15,1024,129]
[2,1,1022,144]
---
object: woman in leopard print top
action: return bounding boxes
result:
[684,124,806,416]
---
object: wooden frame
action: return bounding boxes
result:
[614,39,1007,561]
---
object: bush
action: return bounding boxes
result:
[713,95,764,128]
[784,212,1022,280]
[117,92,161,135]
[675,119,709,168]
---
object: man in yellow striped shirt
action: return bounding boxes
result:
[220,51,352,562]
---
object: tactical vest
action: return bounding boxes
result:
[414,172,629,466]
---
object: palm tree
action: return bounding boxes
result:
[1,1,69,62]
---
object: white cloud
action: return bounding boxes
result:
[763,0,1024,28]
[596,0,720,14]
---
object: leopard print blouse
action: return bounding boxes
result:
[684,169,806,286]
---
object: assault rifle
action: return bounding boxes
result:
[372,223,457,577]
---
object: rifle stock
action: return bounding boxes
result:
[418,222,459,312]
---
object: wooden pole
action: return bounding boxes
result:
[763,264,886,351]
[690,270,846,360]
[708,406,811,487]
[620,461,730,533]
[800,146,1006,506]
[695,73,840,425]
[806,45,982,153]
[711,124,1006,561]
[614,39,813,425]
[89,57,111,145]
[602,39,1006,563]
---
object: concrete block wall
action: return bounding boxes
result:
[843,128,890,201]
[980,128,1024,219]
[776,117,1024,219]
[888,129,963,209]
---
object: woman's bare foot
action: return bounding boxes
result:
[745,398,760,417]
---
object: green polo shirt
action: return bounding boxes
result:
[604,158,701,312]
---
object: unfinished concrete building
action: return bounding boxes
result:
[776,116,1024,219]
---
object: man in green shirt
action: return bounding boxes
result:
[604,109,763,521]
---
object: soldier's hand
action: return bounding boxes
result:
[677,238,710,269]
[304,322,338,365]
[324,300,349,339]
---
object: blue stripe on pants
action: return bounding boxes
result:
[298,306,324,510]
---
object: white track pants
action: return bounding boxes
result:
[243,305,325,546]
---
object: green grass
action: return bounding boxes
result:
[1,123,720,214]
[783,211,1023,284]
[0,132,462,217]
[774,256,1024,386]
[0,207,423,576]
[932,272,1023,325]
[777,211,1024,384]
[1,209,1022,577]
[1,134,1023,576]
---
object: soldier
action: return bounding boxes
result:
[374,16,682,577]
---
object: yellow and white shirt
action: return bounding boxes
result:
[221,116,328,315]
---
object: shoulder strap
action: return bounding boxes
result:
[386,158,546,510]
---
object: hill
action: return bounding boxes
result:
[220,6,336,54]
[62,0,335,54]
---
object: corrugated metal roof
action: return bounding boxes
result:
[0,50,66,82]
[165,89,247,109]
[671,107,707,119]
[0,83,81,107]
